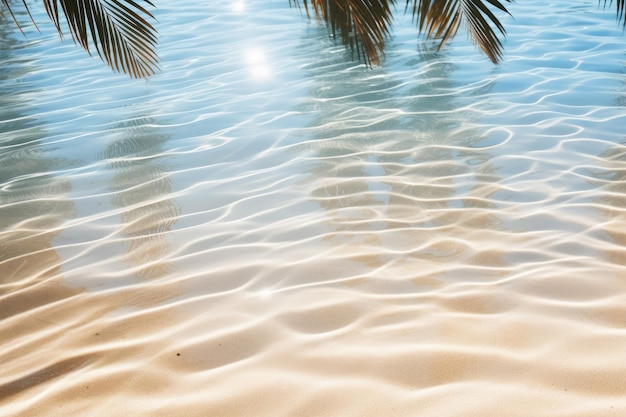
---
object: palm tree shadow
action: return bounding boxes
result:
[584,137,626,267]
[99,111,180,280]
[295,28,509,280]
[0,23,78,317]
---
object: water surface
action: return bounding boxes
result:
[1,1,626,416]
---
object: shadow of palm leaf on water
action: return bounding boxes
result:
[0,22,97,405]
[0,23,77,318]
[0,103,186,413]
[100,111,180,280]
[296,33,510,290]
[0,20,183,410]
[582,137,626,268]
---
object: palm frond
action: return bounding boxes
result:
[407,0,512,64]
[602,0,626,26]
[1,0,38,34]
[291,0,396,66]
[40,0,158,78]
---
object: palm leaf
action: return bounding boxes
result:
[407,0,512,64]
[1,0,158,78]
[41,0,158,78]
[1,0,38,34]
[602,0,626,26]
[291,0,396,66]
[291,0,511,65]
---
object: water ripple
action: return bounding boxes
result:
[2,0,626,416]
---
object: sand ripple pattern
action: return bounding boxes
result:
[1,1,626,416]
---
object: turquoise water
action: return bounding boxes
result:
[1,1,626,416]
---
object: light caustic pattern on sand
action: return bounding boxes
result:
[1,1,626,416]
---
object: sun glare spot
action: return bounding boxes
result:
[245,48,271,79]
[233,1,245,12]
[246,48,265,64]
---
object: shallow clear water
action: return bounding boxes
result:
[1,1,626,416]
